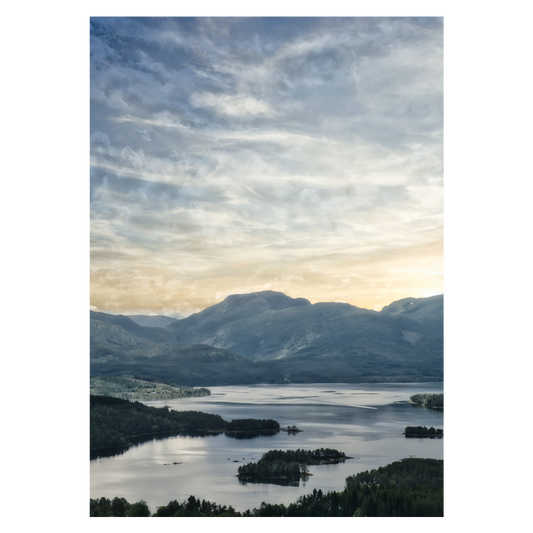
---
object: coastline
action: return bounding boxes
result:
[90,427,283,453]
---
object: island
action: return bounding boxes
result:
[282,424,303,433]
[404,426,443,438]
[237,448,350,485]
[410,393,443,409]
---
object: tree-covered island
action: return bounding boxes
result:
[237,448,350,485]
[404,426,443,438]
[90,394,279,450]
[283,425,303,433]
[410,393,443,409]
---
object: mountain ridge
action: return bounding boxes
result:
[164,291,442,361]
[90,291,443,385]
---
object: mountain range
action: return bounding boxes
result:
[90,290,443,386]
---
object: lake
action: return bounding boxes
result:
[90,382,444,513]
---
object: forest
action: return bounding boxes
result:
[261,448,348,465]
[404,426,443,438]
[90,457,443,517]
[226,418,280,431]
[410,393,444,409]
[237,459,309,484]
[90,394,279,449]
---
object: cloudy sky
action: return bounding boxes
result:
[90,17,443,317]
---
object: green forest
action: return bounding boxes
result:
[410,393,444,409]
[226,418,280,431]
[90,457,443,517]
[238,459,310,484]
[237,448,349,484]
[261,448,348,465]
[90,394,279,449]
[404,426,443,438]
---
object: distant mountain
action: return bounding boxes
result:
[380,295,443,330]
[90,291,443,385]
[165,291,443,362]
[126,315,179,328]
[90,311,171,344]
[168,291,311,335]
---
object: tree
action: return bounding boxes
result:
[186,495,200,515]
[129,500,150,517]
[93,497,111,517]
[153,505,169,517]
[363,494,377,517]
[330,491,339,516]
[111,497,129,517]
[353,507,364,517]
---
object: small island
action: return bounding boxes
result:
[282,425,303,433]
[410,393,443,409]
[404,426,443,438]
[237,448,350,485]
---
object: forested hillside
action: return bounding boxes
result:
[90,395,227,449]
[90,395,279,450]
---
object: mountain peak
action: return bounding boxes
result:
[166,290,311,334]
[380,294,442,313]
[220,290,311,312]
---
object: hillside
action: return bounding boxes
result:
[165,291,443,362]
[90,291,443,385]
[90,311,171,344]
[126,315,179,328]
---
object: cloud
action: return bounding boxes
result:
[299,188,320,205]
[90,17,443,315]
[90,132,110,147]
[191,92,277,118]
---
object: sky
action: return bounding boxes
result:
[90,16,443,317]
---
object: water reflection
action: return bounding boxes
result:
[91,382,443,513]
[91,429,281,459]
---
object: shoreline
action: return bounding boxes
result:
[90,427,282,453]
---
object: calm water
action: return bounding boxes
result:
[90,382,443,513]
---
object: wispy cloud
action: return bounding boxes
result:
[90,17,443,316]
